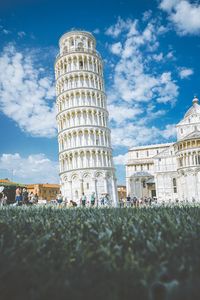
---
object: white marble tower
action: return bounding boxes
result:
[55,30,118,206]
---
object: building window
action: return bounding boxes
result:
[157,150,159,154]
[136,152,139,158]
[87,183,89,189]
[147,164,149,170]
[147,150,149,157]
[173,178,177,193]
[181,128,183,134]
[198,154,200,165]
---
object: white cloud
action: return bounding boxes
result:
[105,17,138,38]
[106,17,179,150]
[142,10,153,21]
[111,123,176,148]
[17,31,26,38]
[156,72,178,104]
[162,124,177,139]
[0,44,57,137]
[160,0,200,35]
[179,67,194,79]
[160,0,180,12]
[113,153,128,165]
[166,51,175,59]
[110,42,122,55]
[2,29,11,35]
[0,153,59,184]
[152,53,164,61]
[108,103,143,124]
[93,28,100,34]
[108,19,178,104]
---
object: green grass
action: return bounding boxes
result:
[0,206,200,300]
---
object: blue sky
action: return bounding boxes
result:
[0,0,200,184]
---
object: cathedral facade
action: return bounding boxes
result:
[126,97,200,202]
[55,31,118,205]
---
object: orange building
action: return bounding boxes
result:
[26,184,60,201]
[117,185,126,199]
[0,178,25,186]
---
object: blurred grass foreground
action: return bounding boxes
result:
[0,206,200,300]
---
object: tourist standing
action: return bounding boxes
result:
[100,195,104,206]
[0,192,3,206]
[22,188,29,204]
[29,192,35,205]
[80,193,87,207]
[0,192,7,206]
[15,187,22,206]
[57,192,63,206]
[90,192,95,206]
[34,193,39,203]
[126,195,131,207]
[119,197,123,208]
[104,194,110,206]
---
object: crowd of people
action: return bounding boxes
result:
[1,187,190,208]
[14,187,39,206]
[55,192,111,207]
[0,186,112,207]
[119,195,156,208]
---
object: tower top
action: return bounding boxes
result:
[59,30,96,48]
[193,95,199,105]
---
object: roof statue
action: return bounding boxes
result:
[184,96,200,118]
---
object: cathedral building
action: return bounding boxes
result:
[55,31,118,205]
[126,96,200,202]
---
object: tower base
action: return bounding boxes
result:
[60,169,118,207]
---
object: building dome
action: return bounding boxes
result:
[184,96,200,118]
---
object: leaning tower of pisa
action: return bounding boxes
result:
[55,30,118,206]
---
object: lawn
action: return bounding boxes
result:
[0,206,200,300]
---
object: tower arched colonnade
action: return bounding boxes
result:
[59,148,113,172]
[55,54,103,78]
[56,90,106,112]
[60,169,116,205]
[56,72,104,95]
[58,127,111,151]
[57,107,108,131]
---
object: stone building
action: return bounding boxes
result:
[26,184,60,201]
[117,185,126,199]
[126,96,200,202]
[55,30,118,205]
